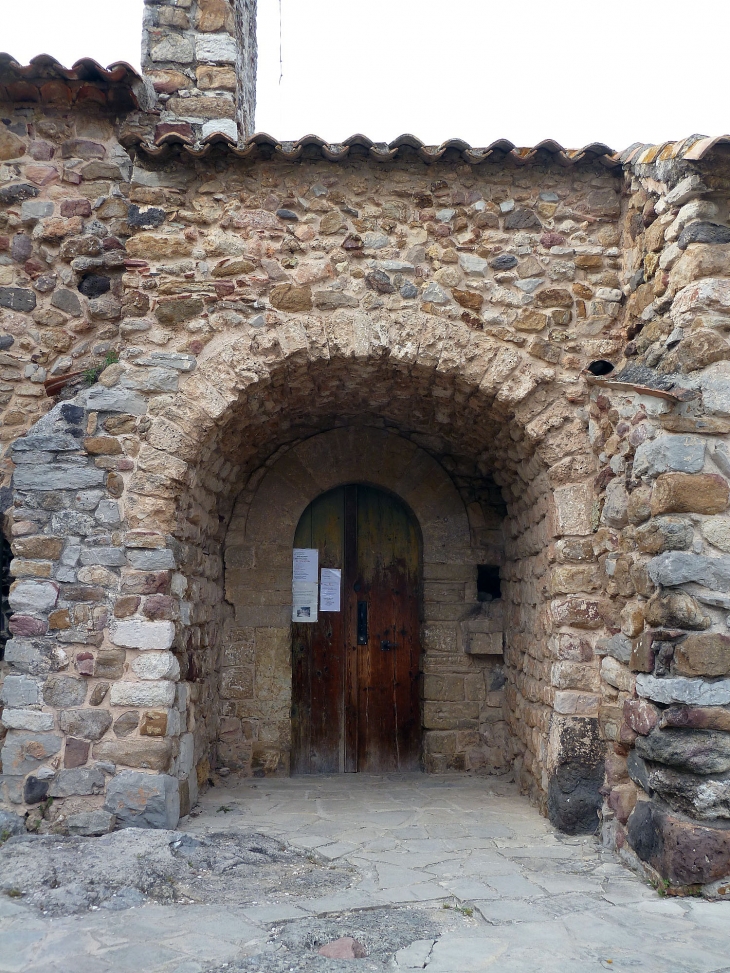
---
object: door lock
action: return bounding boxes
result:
[381,640,398,651]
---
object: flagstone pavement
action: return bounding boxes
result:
[1,774,728,972]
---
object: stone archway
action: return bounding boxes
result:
[2,315,604,835]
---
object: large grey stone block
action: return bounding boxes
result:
[3,637,68,675]
[1,731,63,775]
[109,681,177,707]
[648,551,730,588]
[48,768,106,797]
[130,651,180,680]
[195,33,237,63]
[0,809,26,837]
[80,386,148,415]
[8,582,59,613]
[126,549,176,570]
[110,619,175,650]
[13,465,105,491]
[0,674,42,707]
[79,547,127,567]
[65,810,116,836]
[0,709,55,731]
[42,675,87,708]
[634,727,730,775]
[104,771,180,829]
[633,435,706,478]
[636,673,730,706]
[59,708,113,741]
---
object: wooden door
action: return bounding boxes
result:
[292,484,421,774]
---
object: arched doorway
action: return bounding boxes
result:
[291,484,422,775]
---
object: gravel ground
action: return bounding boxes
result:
[206,906,470,972]
[0,828,353,917]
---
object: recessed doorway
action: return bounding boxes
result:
[291,484,421,774]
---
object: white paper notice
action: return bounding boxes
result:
[292,583,319,623]
[320,568,341,612]
[292,548,318,584]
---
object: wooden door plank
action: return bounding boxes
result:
[291,487,345,774]
[343,484,358,773]
[356,486,421,773]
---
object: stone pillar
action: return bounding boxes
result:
[141,0,257,144]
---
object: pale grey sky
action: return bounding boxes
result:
[2,0,728,150]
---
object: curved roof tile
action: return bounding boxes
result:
[0,53,155,110]
[1,58,729,170]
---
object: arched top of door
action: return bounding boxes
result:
[227,426,472,570]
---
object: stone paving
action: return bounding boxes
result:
[1,774,729,973]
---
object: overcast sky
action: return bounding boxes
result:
[2,0,728,150]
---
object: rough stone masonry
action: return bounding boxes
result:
[0,0,730,898]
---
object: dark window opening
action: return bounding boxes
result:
[1,531,11,660]
[477,564,501,602]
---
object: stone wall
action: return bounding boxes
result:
[142,0,257,142]
[0,85,729,889]
[586,151,730,891]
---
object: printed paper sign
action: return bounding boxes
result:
[292,583,319,622]
[320,568,341,612]
[292,548,318,584]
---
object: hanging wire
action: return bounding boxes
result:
[279,0,283,84]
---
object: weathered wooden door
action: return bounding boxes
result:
[292,484,421,774]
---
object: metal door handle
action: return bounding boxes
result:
[357,602,368,644]
[381,640,398,651]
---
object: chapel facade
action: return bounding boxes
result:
[1,0,730,896]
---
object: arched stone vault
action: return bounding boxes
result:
[119,313,599,814]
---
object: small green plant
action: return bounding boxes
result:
[5,889,22,898]
[83,350,120,386]
[0,829,11,844]
[217,805,233,814]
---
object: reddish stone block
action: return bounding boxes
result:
[628,801,730,886]
[318,938,367,959]
[75,651,95,676]
[8,614,48,636]
[60,198,92,218]
[608,783,638,825]
[64,737,89,768]
[623,698,659,735]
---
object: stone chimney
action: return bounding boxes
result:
[142,0,257,144]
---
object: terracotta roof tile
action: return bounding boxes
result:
[2,57,729,170]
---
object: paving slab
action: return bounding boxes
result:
[1,773,728,973]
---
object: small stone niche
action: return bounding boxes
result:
[463,565,504,656]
